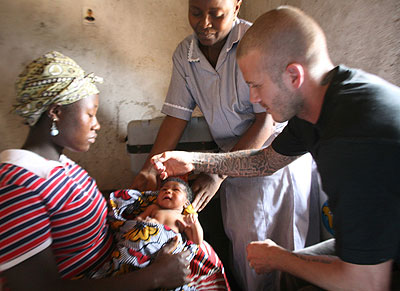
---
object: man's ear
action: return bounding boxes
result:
[285,63,304,89]
[47,104,62,121]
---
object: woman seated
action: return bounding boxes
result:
[0,51,228,290]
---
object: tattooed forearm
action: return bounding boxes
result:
[191,147,300,177]
[292,253,337,264]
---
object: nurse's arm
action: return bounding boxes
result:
[231,112,274,151]
[131,115,188,191]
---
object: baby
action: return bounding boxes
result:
[137,177,203,244]
[93,179,230,290]
[94,178,203,278]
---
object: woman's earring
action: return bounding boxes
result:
[50,120,59,136]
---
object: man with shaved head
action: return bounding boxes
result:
[152,5,400,290]
[236,6,333,125]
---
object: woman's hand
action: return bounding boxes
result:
[191,173,225,212]
[4,239,192,291]
[151,236,191,288]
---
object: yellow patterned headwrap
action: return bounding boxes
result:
[14,51,103,126]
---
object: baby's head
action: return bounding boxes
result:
[157,177,194,210]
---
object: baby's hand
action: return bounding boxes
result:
[183,213,198,227]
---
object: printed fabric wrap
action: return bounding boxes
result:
[93,189,230,290]
[14,51,103,126]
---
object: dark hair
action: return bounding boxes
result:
[161,177,194,203]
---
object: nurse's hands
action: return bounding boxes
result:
[191,173,225,212]
[131,167,159,191]
[151,151,194,180]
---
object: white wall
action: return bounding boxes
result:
[1,0,399,190]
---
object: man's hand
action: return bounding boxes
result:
[247,239,285,274]
[151,151,194,180]
[151,236,191,288]
[191,173,225,212]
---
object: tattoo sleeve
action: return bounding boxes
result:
[191,147,300,177]
[291,253,336,265]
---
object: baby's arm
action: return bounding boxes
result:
[182,213,203,244]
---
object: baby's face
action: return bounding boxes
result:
[157,181,188,210]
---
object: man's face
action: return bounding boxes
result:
[238,50,301,122]
[188,0,239,47]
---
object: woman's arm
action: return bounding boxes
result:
[3,238,191,291]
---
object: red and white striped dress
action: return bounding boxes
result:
[0,149,113,279]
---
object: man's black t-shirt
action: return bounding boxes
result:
[272,65,400,265]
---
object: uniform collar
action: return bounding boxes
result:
[187,18,242,63]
